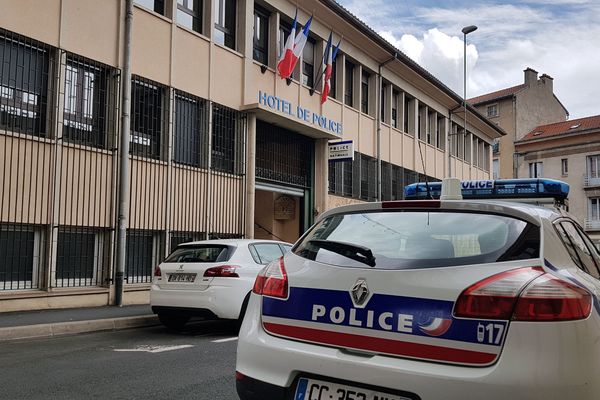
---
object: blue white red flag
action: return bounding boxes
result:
[321,35,341,104]
[277,12,313,79]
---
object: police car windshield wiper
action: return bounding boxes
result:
[307,239,376,267]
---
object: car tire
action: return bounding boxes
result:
[158,313,189,331]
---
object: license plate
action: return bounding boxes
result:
[168,273,197,283]
[294,378,411,400]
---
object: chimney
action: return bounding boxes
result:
[540,73,554,93]
[524,67,538,86]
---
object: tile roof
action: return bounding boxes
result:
[468,84,527,105]
[519,115,600,142]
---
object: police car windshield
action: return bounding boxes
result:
[294,211,539,269]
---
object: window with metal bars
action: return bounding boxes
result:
[328,159,353,197]
[126,230,162,284]
[55,228,107,288]
[381,161,391,200]
[130,77,166,160]
[63,54,115,148]
[212,103,244,174]
[360,154,377,201]
[0,31,50,137]
[256,120,313,188]
[177,0,202,33]
[0,224,42,291]
[391,165,404,200]
[174,91,209,168]
[170,232,205,252]
[134,0,165,15]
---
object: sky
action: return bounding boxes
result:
[336,0,600,119]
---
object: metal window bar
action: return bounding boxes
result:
[130,76,167,160]
[174,91,209,168]
[381,161,392,201]
[0,29,55,291]
[126,230,162,284]
[55,227,108,287]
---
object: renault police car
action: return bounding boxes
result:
[235,178,600,400]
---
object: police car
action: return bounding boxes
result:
[235,178,600,400]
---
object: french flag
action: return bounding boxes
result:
[277,12,313,79]
[321,34,340,104]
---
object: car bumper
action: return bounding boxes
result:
[236,294,600,400]
[150,279,250,320]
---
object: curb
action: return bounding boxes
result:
[0,315,160,341]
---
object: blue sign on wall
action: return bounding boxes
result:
[258,91,343,135]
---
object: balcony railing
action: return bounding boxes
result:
[584,219,600,231]
[583,174,600,187]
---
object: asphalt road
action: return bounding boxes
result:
[0,320,241,400]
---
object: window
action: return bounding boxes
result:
[165,244,231,262]
[391,90,399,128]
[214,0,236,50]
[404,96,412,134]
[177,0,202,33]
[329,159,353,197]
[529,161,543,178]
[294,211,539,269]
[278,21,290,59]
[63,56,110,148]
[126,231,161,283]
[556,221,600,279]
[360,154,376,201]
[0,224,41,290]
[380,84,387,122]
[344,61,354,107]
[587,155,600,178]
[361,70,369,114]
[249,243,284,264]
[174,91,208,167]
[134,0,165,15]
[301,38,315,87]
[436,115,444,149]
[212,103,243,174]
[252,6,269,64]
[170,232,204,251]
[0,33,49,137]
[131,78,165,159]
[56,229,105,287]
[486,104,498,117]
[589,198,600,222]
[561,158,568,176]
[329,57,337,99]
[493,159,499,179]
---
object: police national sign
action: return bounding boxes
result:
[328,140,354,162]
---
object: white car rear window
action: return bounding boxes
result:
[294,211,539,269]
[164,245,231,263]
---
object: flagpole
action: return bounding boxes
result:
[309,33,330,96]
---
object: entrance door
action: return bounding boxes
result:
[254,120,314,242]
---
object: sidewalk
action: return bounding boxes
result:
[0,304,159,341]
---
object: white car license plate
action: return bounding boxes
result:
[294,378,411,400]
[168,273,197,283]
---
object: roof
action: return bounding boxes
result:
[177,239,291,246]
[320,0,505,138]
[468,84,527,105]
[518,115,600,142]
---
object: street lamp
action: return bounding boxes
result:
[462,25,477,165]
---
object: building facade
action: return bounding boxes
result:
[0,0,502,312]
[515,116,600,247]
[470,68,568,179]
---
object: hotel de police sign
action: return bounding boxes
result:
[258,91,343,135]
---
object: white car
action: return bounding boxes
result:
[236,179,600,400]
[150,239,291,330]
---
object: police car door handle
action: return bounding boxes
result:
[307,239,377,267]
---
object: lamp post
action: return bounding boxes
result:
[462,25,477,168]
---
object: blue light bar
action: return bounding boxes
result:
[404,179,569,201]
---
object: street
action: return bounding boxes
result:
[0,321,241,400]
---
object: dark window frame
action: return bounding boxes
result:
[344,60,354,107]
[177,0,203,33]
[361,70,370,114]
[214,0,237,50]
[130,77,166,160]
[173,91,209,168]
[252,5,269,65]
[301,37,316,88]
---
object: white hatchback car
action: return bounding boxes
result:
[236,179,600,400]
[150,239,291,330]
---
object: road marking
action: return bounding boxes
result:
[114,344,194,353]
[212,337,238,343]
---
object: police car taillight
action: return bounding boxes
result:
[455,267,544,319]
[454,267,592,321]
[252,257,288,298]
[512,274,592,321]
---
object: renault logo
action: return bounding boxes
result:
[351,278,370,307]
[178,264,184,270]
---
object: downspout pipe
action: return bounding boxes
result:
[377,53,397,201]
[115,0,133,306]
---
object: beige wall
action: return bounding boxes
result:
[254,190,300,243]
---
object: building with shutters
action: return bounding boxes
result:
[0,0,502,311]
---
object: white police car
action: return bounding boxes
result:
[235,178,600,400]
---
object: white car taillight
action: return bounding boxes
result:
[454,267,592,321]
[154,265,162,278]
[252,257,288,298]
[203,265,240,278]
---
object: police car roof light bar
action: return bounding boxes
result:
[404,178,570,202]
